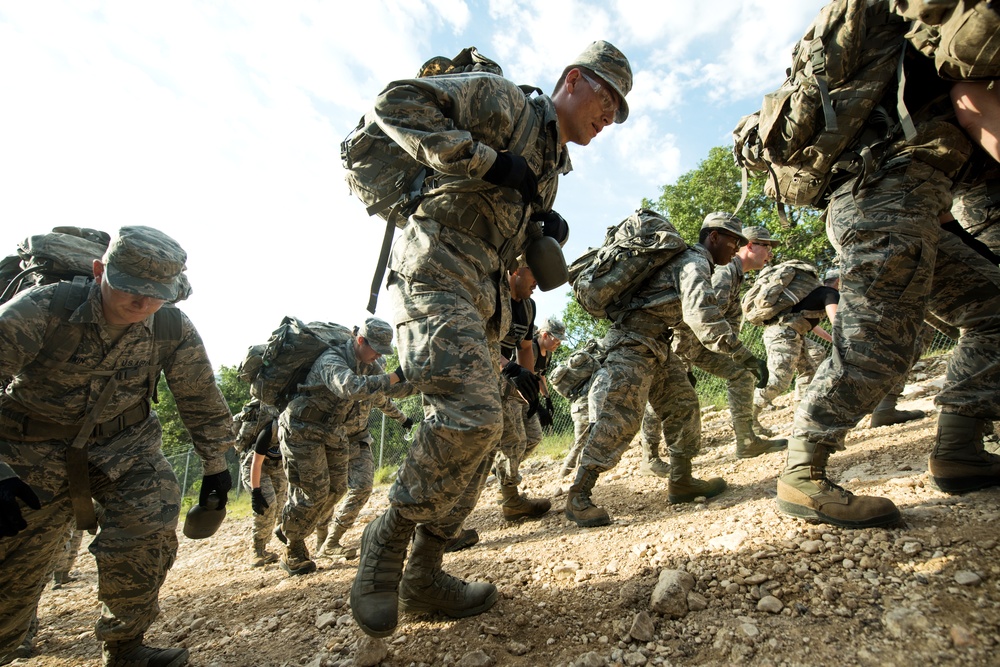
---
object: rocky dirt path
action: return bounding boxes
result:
[19,356,1000,667]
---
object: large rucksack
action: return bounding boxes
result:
[896,0,1000,80]
[567,209,688,321]
[732,0,911,222]
[741,260,822,327]
[238,317,354,411]
[1,227,111,304]
[340,47,540,313]
[549,340,603,400]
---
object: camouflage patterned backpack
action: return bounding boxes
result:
[741,260,822,327]
[568,209,688,321]
[238,317,354,411]
[732,0,911,222]
[340,47,540,313]
[549,339,603,400]
[895,0,1000,81]
[1,227,111,303]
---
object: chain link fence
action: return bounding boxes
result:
[165,322,957,501]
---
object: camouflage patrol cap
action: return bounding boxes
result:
[701,212,748,243]
[538,317,566,339]
[566,40,632,124]
[359,317,394,356]
[102,226,187,301]
[742,225,783,246]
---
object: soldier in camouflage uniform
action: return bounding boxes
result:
[0,226,234,667]
[351,41,633,638]
[752,263,838,435]
[235,399,286,567]
[312,394,413,560]
[552,341,607,477]
[273,317,413,577]
[528,317,565,449]
[777,37,1000,527]
[566,213,767,528]
[494,266,551,521]
[667,224,787,459]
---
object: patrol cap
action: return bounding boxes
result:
[102,226,187,301]
[701,212,748,243]
[538,317,567,339]
[742,225,783,246]
[566,40,633,124]
[360,317,394,356]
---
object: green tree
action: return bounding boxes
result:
[651,145,832,269]
[559,297,609,356]
[154,375,190,457]
[217,364,251,414]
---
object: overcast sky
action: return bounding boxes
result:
[0,0,828,367]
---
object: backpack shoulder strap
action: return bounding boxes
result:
[39,276,91,363]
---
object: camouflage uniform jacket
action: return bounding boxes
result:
[617,244,748,364]
[0,282,233,481]
[379,73,572,283]
[673,255,745,360]
[285,338,414,431]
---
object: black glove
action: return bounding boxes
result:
[687,371,698,388]
[0,477,41,537]
[401,417,415,430]
[251,487,269,516]
[199,470,232,509]
[502,360,540,407]
[740,355,769,389]
[483,152,538,204]
[545,396,554,414]
[537,402,553,428]
[392,367,406,383]
[531,210,570,247]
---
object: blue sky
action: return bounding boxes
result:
[0,0,828,367]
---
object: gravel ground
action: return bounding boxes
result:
[18,355,1000,667]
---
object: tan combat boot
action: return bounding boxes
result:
[929,412,1000,493]
[351,507,416,638]
[776,437,900,528]
[314,523,329,554]
[734,420,787,459]
[444,528,480,553]
[280,538,316,576]
[251,538,278,567]
[500,484,551,521]
[102,635,188,667]
[870,393,926,428]
[565,468,611,527]
[668,456,727,503]
[317,523,357,559]
[638,439,670,477]
[752,397,776,438]
[398,527,498,617]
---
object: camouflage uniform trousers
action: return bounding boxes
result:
[795,161,1000,447]
[0,416,180,653]
[647,345,756,445]
[563,396,590,470]
[580,333,701,473]
[239,449,287,545]
[386,271,505,541]
[316,438,375,533]
[277,415,351,543]
[494,392,542,489]
[755,322,827,408]
[953,175,1000,255]
[53,524,87,576]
